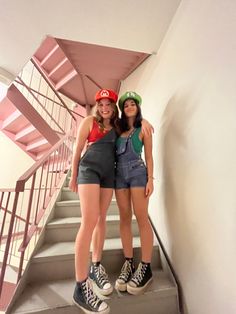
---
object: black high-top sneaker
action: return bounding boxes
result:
[89,262,113,296]
[115,258,135,292]
[127,262,153,295]
[73,278,110,314]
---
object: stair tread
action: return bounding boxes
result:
[47,215,134,227]
[56,199,117,206]
[10,270,177,314]
[33,238,142,261]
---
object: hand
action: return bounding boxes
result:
[69,176,78,193]
[145,179,154,197]
[141,119,154,136]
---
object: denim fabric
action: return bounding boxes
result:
[77,129,117,188]
[115,129,147,189]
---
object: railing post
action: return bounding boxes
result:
[17,173,36,282]
[0,192,20,297]
[0,192,10,241]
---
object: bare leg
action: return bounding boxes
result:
[115,189,133,258]
[75,184,100,281]
[131,188,153,263]
[91,188,113,262]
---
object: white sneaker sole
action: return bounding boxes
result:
[98,285,113,296]
[127,277,153,295]
[115,280,127,292]
[91,280,113,296]
[73,298,110,314]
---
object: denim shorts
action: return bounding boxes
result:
[78,164,115,188]
[115,159,147,189]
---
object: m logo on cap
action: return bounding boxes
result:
[95,89,118,102]
[100,90,109,97]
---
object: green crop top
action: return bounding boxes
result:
[116,127,143,154]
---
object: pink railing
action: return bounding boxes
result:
[13,59,77,135]
[0,126,76,299]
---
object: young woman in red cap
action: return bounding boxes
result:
[69,89,119,314]
[115,91,154,296]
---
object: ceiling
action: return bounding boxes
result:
[33,36,149,106]
[0,0,181,105]
[0,0,181,74]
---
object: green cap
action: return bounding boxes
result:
[118,91,142,111]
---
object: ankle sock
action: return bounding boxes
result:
[76,277,87,287]
[125,257,134,262]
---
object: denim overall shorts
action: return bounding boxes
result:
[115,130,147,189]
[78,128,117,188]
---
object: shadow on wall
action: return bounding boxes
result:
[159,90,201,314]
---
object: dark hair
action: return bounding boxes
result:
[119,101,142,133]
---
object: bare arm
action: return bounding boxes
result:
[69,116,93,193]
[142,132,154,197]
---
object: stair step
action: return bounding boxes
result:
[2,110,29,133]
[6,172,179,313]
[15,124,41,144]
[27,240,161,282]
[61,187,79,200]
[26,138,50,153]
[45,215,139,242]
[9,271,179,314]
[54,199,119,217]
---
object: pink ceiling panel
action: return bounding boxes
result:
[49,60,73,83]
[0,97,17,119]
[34,37,57,61]
[59,75,87,105]
[33,36,150,108]
[40,49,66,73]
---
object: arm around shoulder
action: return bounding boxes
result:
[141,119,154,136]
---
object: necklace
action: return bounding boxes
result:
[122,127,135,138]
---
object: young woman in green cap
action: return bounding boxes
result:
[115,91,154,295]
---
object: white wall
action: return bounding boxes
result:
[0,132,34,188]
[120,0,236,313]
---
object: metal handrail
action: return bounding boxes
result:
[0,125,76,298]
[14,59,78,136]
[31,57,76,121]
[149,217,183,313]
[15,76,65,134]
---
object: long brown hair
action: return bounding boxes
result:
[94,101,120,133]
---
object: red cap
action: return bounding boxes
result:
[95,89,118,103]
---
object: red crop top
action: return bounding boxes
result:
[87,118,109,144]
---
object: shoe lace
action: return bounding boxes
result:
[82,279,100,308]
[95,264,109,286]
[119,260,133,281]
[131,263,147,285]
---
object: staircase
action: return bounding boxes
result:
[6,174,180,314]
[0,84,61,160]
[0,57,79,161]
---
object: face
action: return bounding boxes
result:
[123,99,138,117]
[97,98,114,119]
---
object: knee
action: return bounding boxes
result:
[134,212,149,227]
[81,216,98,233]
[119,208,132,225]
[96,214,106,228]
